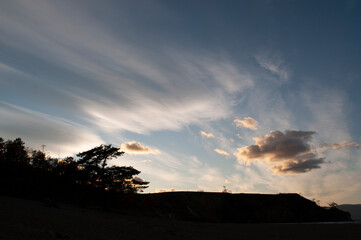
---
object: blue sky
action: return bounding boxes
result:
[1,0,361,204]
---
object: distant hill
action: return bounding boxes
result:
[337,204,361,220]
[1,196,361,240]
[119,192,351,223]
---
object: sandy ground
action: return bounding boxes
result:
[0,196,360,240]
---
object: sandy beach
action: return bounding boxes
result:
[1,196,360,240]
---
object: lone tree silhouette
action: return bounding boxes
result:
[103,166,149,193]
[77,144,125,190]
[77,144,148,208]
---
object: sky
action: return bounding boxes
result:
[1,0,361,205]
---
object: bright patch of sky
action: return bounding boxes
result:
[1,0,361,205]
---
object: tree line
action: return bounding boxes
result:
[0,137,149,207]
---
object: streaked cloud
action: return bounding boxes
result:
[234,117,259,130]
[214,148,230,157]
[255,54,290,81]
[0,0,247,135]
[205,61,254,93]
[322,141,360,150]
[200,131,215,138]
[0,62,22,74]
[121,141,160,155]
[0,101,103,157]
[235,130,325,174]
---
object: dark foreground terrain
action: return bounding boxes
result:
[338,204,361,221]
[1,196,360,240]
[122,192,351,223]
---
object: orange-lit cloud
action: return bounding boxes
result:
[234,117,258,130]
[322,141,360,150]
[121,141,160,155]
[234,130,325,174]
[214,148,230,157]
[200,131,215,138]
[314,141,360,153]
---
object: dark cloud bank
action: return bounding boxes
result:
[235,130,325,174]
[236,130,360,174]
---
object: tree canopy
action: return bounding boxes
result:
[76,144,148,193]
[0,137,149,206]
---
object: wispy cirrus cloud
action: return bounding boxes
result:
[0,1,255,196]
[214,148,230,157]
[235,130,325,174]
[255,54,290,82]
[121,141,160,155]
[322,141,360,150]
[234,117,259,130]
[0,0,254,135]
[205,61,254,94]
[0,101,103,157]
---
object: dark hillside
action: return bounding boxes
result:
[337,204,361,220]
[1,196,360,240]
[121,192,351,223]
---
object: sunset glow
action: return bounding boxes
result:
[1,0,361,205]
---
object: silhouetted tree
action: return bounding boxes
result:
[30,150,49,169]
[77,144,126,209]
[0,137,150,208]
[76,144,150,208]
[3,138,29,164]
[132,176,149,193]
[104,166,149,193]
[77,144,125,188]
[0,137,5,161]
[54,157,77,176]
